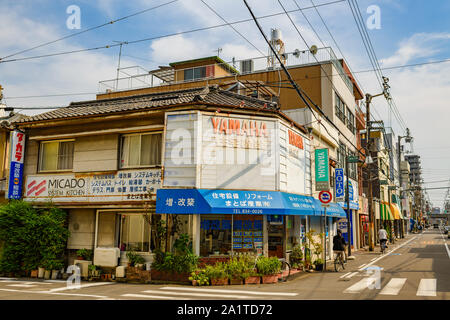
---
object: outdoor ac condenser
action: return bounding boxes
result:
[93,247,121,267]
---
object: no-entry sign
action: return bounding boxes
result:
[319,190,332,204]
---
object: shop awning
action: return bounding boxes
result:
[380,201,394,221]
[314,201,348,218]
[156,189,321,216]
[389,203,404,220]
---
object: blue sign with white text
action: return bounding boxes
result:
[335,168,344,200]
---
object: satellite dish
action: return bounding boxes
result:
[309,45,318,55]
[293,49,301,58]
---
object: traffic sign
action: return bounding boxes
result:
[319,190,332,204]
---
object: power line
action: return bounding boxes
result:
[0,0,180,61]
[0,0,346,64]
[200,0,266,57]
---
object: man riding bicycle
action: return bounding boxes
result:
[333,230,346,265]
[378,227,388,252]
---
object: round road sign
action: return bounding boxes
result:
[319,190,332,204]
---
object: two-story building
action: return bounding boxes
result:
[14,85,347,267]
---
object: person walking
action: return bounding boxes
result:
[378,227,388,252]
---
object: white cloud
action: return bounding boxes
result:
[380,32,450,67]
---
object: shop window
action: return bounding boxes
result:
[200,215,263,256]
[39,140,74,172]
[120,132,162,168]
[120,214,150,252]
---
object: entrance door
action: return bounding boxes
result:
[268,215,284,258]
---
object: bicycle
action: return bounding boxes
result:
[334,251,345,272]
[380,239,387,254]
[278,257,291,282]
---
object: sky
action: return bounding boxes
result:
[0,0,449,209]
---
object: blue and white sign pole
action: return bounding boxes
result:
[7,131,25,200]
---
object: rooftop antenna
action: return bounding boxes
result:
[113,41,127,91]
[214,48,222,57]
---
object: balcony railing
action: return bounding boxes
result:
[98,47,354,94]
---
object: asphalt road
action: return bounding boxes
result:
[0,228,448,300]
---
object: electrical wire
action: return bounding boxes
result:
[0,0,346,64]
[0,0,179,61]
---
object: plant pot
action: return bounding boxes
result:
[51,270,59,280]
[229,278,243,285]
[192,280,198,286]
[38,267,45,279]
[211,278,228,286]
[244,276,261,284]
[315,264,323,271]
[77,256,84,260]
[44,270,51,280]
[30,270,38,278]
[261,274,278,284]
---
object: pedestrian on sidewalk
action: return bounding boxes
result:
[378,227,388,251]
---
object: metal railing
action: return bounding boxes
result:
[98,47,353,94]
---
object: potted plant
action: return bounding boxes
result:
[206,263,228,286]
[88,264,101,279]
[243,270,261,284]
[256,256,281,284]
[38,266,45,278]
[313,258,324,271]
[76,248,93,261]
[189,269,209,286]
[225,257,245,285]
[126,251,146,268]
[289,244,304,271]
[51,261,64,280]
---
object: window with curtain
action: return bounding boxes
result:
[120,214,150,252]
[335,92,346,124]
[39,140,74,171]
[120,133,162,168]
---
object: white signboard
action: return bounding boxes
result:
[24,169,161,203]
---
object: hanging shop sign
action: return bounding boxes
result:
[7,131,26,199]
[315,148,330,191]
[335,168,344,201]
[24,169,161,203]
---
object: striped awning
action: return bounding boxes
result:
[389,203,403,220]
[380,201,394,221]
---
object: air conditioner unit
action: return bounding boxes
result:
[240,59,254,74]
[93,247,120,267]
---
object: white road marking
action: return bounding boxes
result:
[359,264,367,268]
[47,282,113,292]
[379,278,407,295]
[344,272,359,279]
[340,272,351,278]
[358,236,418,272]
[6,284,36,288]
[143,289,252,299]
[160,286,298,296]
[416,279,437,297]
[122,294,192,300]
[0,288,109,299]
[343,278,376,294]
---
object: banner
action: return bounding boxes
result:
[7,131,25,199]
[314,148,329,191]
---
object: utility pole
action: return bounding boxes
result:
[366,93,375,251]
[345,154,352,257]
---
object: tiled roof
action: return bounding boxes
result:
[17,86,278,123]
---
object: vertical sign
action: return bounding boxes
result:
[335,168,344,201]
[314,148,329,191]
[7,131,25,199]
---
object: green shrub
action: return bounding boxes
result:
[256,256,281,275]
[0,200,69,273]
[289,244,304,269]
[126,251,146,266]
[205,263,227,279]
[76,248,93,260]
[189,269,209,286]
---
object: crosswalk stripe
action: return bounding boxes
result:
[416,279,436,296]
[122,293,192,300]
[340,272,351,278]
[379,278,407,295]
[160,286,298,296]
[47,282,113,292]
[6,284,36,288]
[343,278,376,294]
[345,272,359,279]
[143,289,252,299]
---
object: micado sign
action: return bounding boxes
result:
[315,148,329,191]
